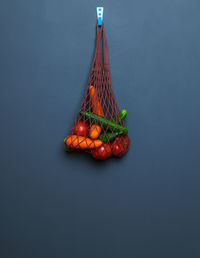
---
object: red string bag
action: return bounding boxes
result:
[64,23,130,160]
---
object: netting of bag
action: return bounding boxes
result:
[64,23,129,158]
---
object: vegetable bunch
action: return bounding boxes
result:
[64,85,130,160]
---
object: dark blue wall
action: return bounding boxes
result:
[0,0,200,257]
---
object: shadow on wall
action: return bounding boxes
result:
[60,143,126,170]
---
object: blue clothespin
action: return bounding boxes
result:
[96,7,104,26]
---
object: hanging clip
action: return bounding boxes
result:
[96,7,104,26]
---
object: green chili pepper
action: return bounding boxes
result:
[98,131,120,143]
[64,145,70,152]
[111,109,127,124]
[80,111,128,135]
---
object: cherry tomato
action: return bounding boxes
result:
[112,142,123,156]
[72,121,89,136]
[92,143,112,160]
[111,135,130,157]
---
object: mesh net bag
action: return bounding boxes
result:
[64,23,130,160]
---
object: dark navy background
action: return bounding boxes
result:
[0,0,200,257]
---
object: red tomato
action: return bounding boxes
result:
[111,135,130,157]
[112,142,123,156]
[92,143,112,160]
[72,121,89,136]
